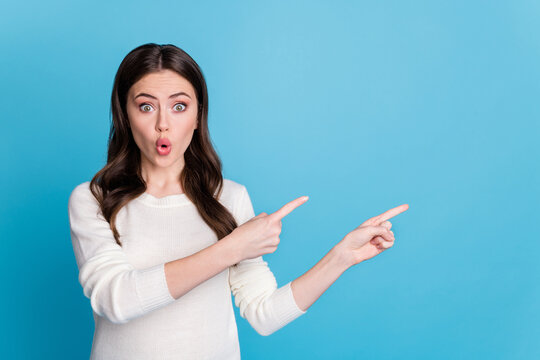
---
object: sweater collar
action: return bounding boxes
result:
[135,192,191,207]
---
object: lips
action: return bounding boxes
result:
[156,138,171,147]
[156,137,171,155]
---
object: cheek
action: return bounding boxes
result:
[174,118,197,147]
[129,128,146,152]
[175,125,195,146]
[127,119,151,149]
[178,110,198,131]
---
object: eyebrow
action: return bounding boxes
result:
[134,91,192,100]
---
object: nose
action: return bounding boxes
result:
[155,108,169,132]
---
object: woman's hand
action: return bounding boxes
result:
[335,204,409,266]
[229,195,309,262]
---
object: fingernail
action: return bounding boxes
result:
[302,196,309,201]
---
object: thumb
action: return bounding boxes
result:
[365,225,394,241]
[381,220,392,230]
[252,212,268,219]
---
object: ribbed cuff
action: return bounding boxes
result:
[134,263,176,313]
[270,281,307,329]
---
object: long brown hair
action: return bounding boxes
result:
[89,43,238,246]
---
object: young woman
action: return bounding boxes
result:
[68,43,408,359]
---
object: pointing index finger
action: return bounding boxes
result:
[269,196,309,221]
[375,204,409,224]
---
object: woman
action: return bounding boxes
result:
[68,43,408,359]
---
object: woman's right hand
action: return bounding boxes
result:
[229,195,309,261]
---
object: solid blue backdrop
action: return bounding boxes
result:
[1,0,538,359]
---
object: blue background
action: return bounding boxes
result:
[1,0,538,359]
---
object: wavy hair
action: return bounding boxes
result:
[89,43,238,246]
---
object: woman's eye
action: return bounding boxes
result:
[174,103,186,112]
[140,104,153,112]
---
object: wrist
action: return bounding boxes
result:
[330,244,355,270]
[218,232,243,266]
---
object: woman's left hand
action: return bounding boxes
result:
[334,204,409,266]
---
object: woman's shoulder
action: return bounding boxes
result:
[71,180,91,194]
[68,181,94,207]
[221,178,248,201]
[222,178,255,225]
[72,180,91,192]
[222,178,246,193]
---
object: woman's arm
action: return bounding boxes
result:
[290,246,351,312]
[227,185,308,336]
[290,204,408,312]
[226,182,407,335]
[164,236,240,300]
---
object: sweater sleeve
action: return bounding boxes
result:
[67,182,175,324]
[228,185,307,336]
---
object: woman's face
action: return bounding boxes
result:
[126,69,198,176]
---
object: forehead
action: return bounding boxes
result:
[129,69,195,98]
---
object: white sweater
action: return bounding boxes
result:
[67,178,307,360]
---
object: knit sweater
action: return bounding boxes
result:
[67,178,307,360]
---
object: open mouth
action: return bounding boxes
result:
[156,138,172,155]
[156,144,171,155]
